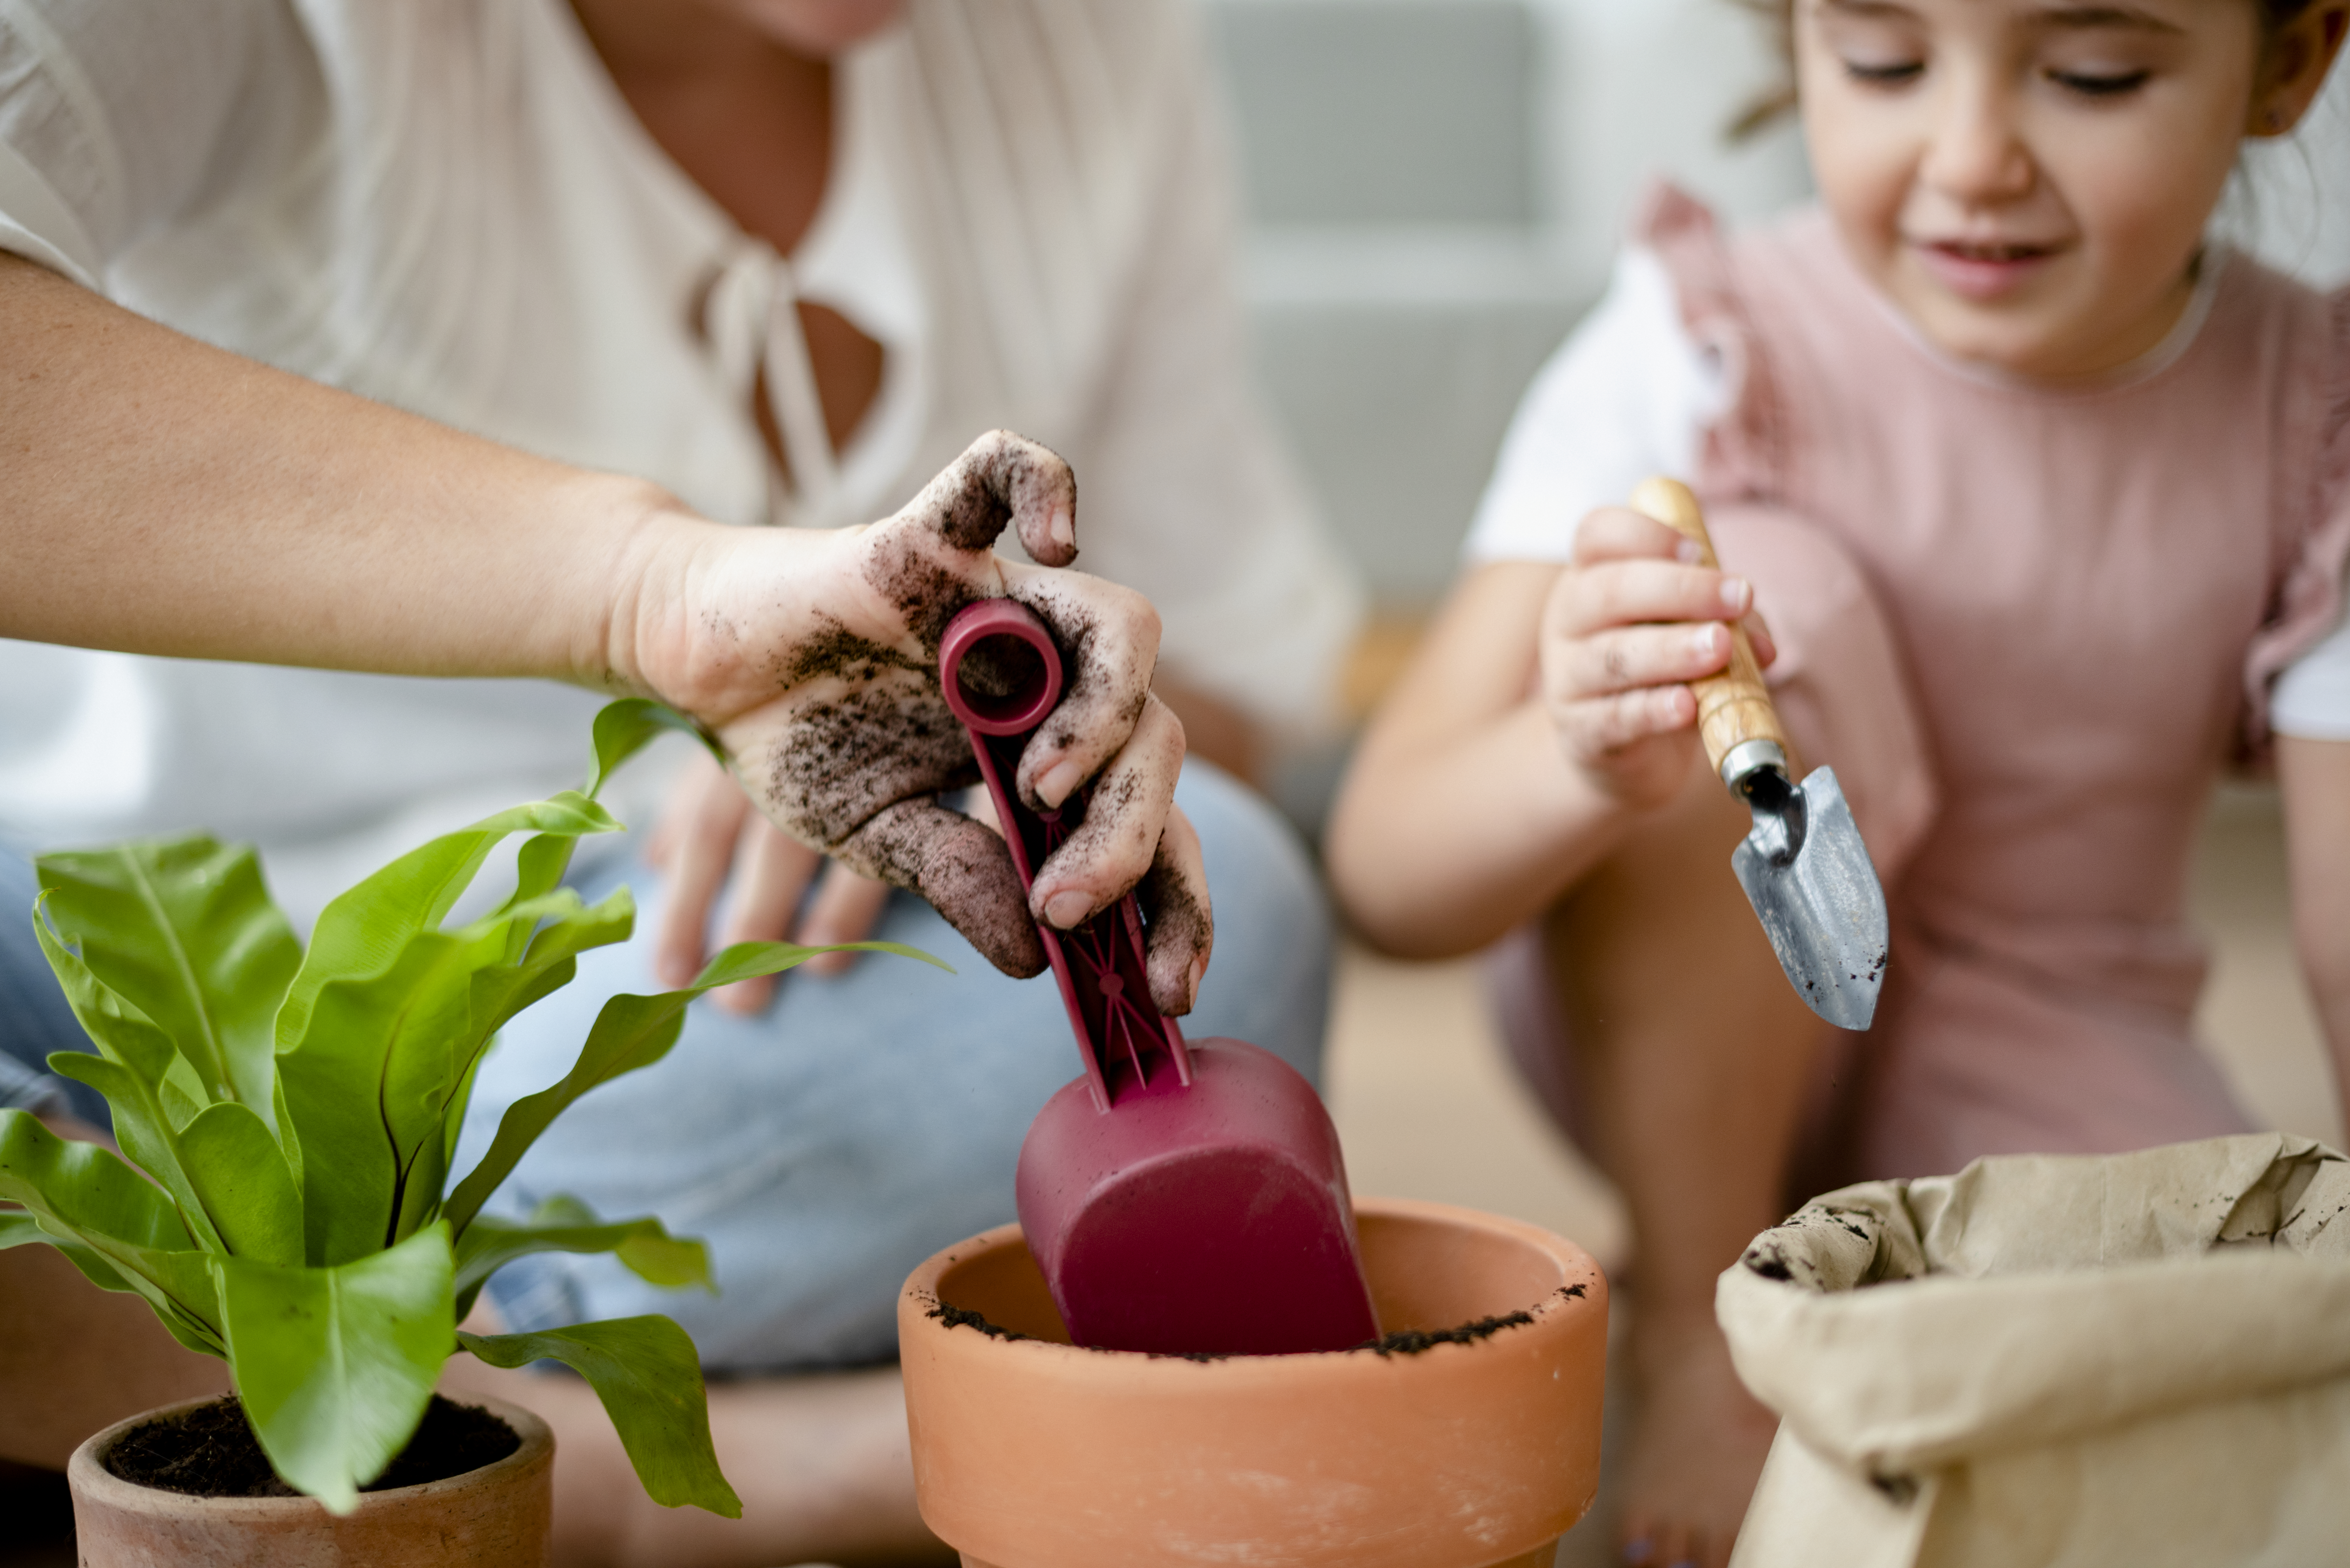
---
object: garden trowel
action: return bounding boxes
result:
[939,598,1379,1356]
[1631,479,1889,1031]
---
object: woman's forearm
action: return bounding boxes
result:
[0,270,1205,983]
[0,253,703,691]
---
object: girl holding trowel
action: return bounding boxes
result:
[1327,5,2350,1566]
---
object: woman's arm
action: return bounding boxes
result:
[0,254,675,680]
[0,255,1210,1004]
[1323,509,1768,958]
[2279,734,2350,1132]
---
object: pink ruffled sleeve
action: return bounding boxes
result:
[2244,286,2350,748]
[1631,181,1787,506]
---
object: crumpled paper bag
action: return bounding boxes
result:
[1719,1133,2350,1568]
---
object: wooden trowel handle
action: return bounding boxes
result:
[1630,477,1792,784]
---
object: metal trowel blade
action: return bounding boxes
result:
[1730,765,1888,1031]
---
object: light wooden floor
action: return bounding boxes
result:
[1319,782,2336,1564]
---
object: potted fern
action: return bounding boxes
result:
[0,701,939,1566]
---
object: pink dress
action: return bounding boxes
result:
[1500,188,2350,1188]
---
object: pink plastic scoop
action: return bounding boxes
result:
[939,598,1379,1356]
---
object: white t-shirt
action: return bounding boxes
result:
[1465,246,2350,742]
[0,0,1363,920]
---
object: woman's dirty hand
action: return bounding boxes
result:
[620,430,1211,1006]
[1537,505,1777,811]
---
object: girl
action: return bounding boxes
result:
[1326,5,2350,1567]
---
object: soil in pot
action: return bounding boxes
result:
[104,1395,518,1499]
[900,1199,1609,1568]
[925,1297,1580,1359]
[72,1393,553,1568]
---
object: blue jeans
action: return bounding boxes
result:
[452,761,1333,1372]
[0,851,106,1127]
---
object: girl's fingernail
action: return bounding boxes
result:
[1050,506,1075,551]
[1721,577,1751,614]
[1188,955,1208,1007]
[1037,759,1083,808]
[1620,1539,1657,1566]
[1676,538,1703,564]
[1043,890,1092,928]
[1691,625,1723,658]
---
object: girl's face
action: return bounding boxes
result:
[1794,0,2319,380]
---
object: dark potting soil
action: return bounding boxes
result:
[103,1395,517,1499]
[928,1300,1034,1343]
[1359,1310,1536,1357]
[929,1286,1577,1359]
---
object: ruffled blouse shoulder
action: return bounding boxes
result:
[2243,282,2350,747]
[1627,181,1790,505]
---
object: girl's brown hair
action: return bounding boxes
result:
[1729,0,2326,139]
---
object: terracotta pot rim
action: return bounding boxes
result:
[904,1194,1597,1367]
[67,1392,553,1518]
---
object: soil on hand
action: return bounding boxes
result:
[103,1396,518,1499]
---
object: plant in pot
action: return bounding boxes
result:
[0,700,940,1566]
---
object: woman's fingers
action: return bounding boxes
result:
[797,863,892,977]
[1002,565,1162,812]
[895,428,1080,572]
[680,431,1181,975]
[652,755,753,991]
[1026,694,1186,933]
[857,431,1079,656]
[836,797,1047,978]
[1135,804,1213,1017]
[710,821,824,1015]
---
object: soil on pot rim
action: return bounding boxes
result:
[102,1395,518,1499]
[929,1284,1583,1358]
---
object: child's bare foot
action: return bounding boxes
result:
[1614,1311,1778,1568]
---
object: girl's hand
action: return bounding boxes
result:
[618,430,1211,1015]
[1538,505,1777,811]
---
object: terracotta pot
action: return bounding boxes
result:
[68,1393,553,1567]
[899,1196,1607,1568]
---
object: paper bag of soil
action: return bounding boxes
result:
[1718,1133,2350,1568]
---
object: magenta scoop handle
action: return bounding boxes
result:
[937,597,1191,1109]
[938,597,1379,1355]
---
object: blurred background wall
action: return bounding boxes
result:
[1206,0,1807,615]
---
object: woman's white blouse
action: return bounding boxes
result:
[0,0,1361,919]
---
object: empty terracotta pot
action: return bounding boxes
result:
[899,1196,1607,1568]
[68,1394,553,1567]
